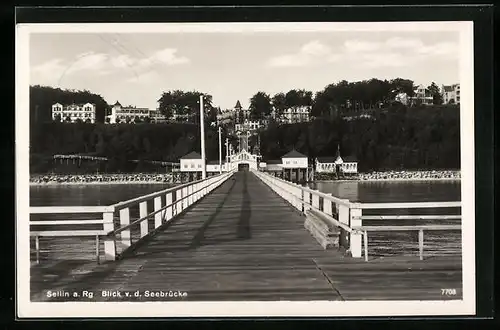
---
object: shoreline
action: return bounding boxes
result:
[29,181,172,186]
[29,170,461,186]
[314,177,461,183]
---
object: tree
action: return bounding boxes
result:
[158,90,184,120]
[249,92,272,120]
[64,116,72,123]
[390,78,415,97]
[158,90,213,124]
[271,93,287,120]
[53,114,62,122]
[29,85,109,123]
[427,82,444,105]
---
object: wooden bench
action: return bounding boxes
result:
[304,209,340,249]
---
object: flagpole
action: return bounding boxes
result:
[218,126,222,174]
[200,95,206,179]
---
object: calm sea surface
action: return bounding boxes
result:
[29,180,462,257]
[309,180,461,203]
[30,183,174,206]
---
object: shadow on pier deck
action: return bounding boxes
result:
[31,171,462,302]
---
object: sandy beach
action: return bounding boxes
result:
[29,181,170,186]
[29,173,175,186]
[30,170,461,186]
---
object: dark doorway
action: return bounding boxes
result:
[238,163,249,171]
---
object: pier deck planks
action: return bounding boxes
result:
[30,171,462,302]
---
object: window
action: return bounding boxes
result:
[190,164,194,168]
[184,164,188,168]
[198,164,202,168]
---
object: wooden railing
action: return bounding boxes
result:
[254,170,354,250]
[29,171,234,264]
[254,170,461,261]
[29,206,115,264]
[107,171,234,257]
[350,202,461,261]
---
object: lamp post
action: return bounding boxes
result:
[199,95,206,179]
[218,126,222,174]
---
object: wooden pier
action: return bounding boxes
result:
[30,171,462,302]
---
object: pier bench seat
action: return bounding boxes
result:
[304,209,340,249]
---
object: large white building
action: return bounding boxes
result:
[180,148,259,173]
[234,100,251,122]
[279,106,311,124]
[52,102,96,123]
[105,101,166,124]
[411,85,434,105]
[441,84,460,104]
[235,119,262,132]
[180,151,204,172]
[281,149,308,169]
[316,148,358,174]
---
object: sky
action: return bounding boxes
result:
[30,29,460,110]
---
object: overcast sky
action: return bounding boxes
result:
[30,30,460,109]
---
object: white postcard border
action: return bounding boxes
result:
[16,21,476,318]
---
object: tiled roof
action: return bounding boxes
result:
[180,151,202,159]
[235,100,242,109]
[343,156,358,162]
[282,149,307,158]
[266,159,282,164]
[113,101,122,106]
[316,157,337,163]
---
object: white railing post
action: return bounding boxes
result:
[182,186,188,209]
[188,184,193,206]
[293,186,298,210]
[165,192,173,222]
[323,196,333,217]
[203,180,208,196]
[103,211,116,260]
[312,192,320,210]
[176,188,182,215]
[338,203,350,249]
[119,208,131,247]
[293,186,301,210]
[139,201,148,238]
[303,191,311,213]
[419,229,424,260]
[350,205,363,258]
[191,183,197,202]
[35,236,40,264]
[154,196,162,229]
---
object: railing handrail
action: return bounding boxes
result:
[353,224,462,231]
[30,206,114,214]
[359,215,461,220]
[351,201,461,209]
[254,170,351,206]
[110,172,232,211]
[30,219,107,225]
[108,172,233,237]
